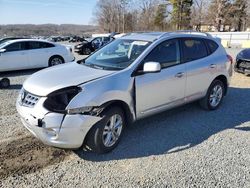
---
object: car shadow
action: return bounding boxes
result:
[75,87,250,161]
[0,68,40,78]
[0,84,22,90]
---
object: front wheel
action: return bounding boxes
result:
[86,107,125,153]
[200,80,225,110]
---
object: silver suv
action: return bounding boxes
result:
[16,31,233,153]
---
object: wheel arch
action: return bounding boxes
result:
[100,100,135,126]
[48,55,65,66]
[213,75,228,95]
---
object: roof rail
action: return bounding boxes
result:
[158,30,212,39]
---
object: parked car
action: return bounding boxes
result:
[74,37,114,55]
[234,48,250,75]
[69,36,85,43]
[16,32,233,153]
[0,39,74,72]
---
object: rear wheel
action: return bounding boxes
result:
[200,80,225,110]
[49,56,64,67]
[86,107,125,153]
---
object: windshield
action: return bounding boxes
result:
[83,39,151,70]
[0,41,9,48]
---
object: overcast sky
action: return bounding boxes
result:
[0,0,97,25]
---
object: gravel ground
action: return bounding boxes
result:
[0,48,250,187]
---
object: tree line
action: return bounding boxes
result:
[0,24,97,37]
[94,0,250,32]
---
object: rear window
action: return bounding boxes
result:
[28,41,55,49]
[205,39,219,55]
[181,38,208,62]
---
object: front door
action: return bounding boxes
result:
[135,39,186,119]
[0,42,29,71]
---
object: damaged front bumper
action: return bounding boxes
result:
[235,60,250,74]
[16,97,102,149]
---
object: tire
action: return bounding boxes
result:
[49,56,64,67]
[86,107,125,154]
[0,78,10,88]
[199,80,225,110]
[83,48,91,55]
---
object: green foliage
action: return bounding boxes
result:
[168,0,193,30]
[154,4,167,30]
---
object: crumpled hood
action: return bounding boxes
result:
[23,62,114,96]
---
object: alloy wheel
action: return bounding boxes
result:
[102,114,123,147]
[209,85,223,107]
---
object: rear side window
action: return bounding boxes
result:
[28,42,41,49]
[205,39,219,55]
[5,42,26,52]
[40,42,55,48]
[28,41,55,49]
[181,38,207,62]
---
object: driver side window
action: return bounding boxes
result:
[144,39,180,68]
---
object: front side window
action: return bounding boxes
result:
[181,38,207,62]
[103,37,111,42]
[84,39,151,70]
[5,42,26,52]
[144,39,180,68]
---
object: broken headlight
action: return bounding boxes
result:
[67,106,93,114]
[44,86,82,113]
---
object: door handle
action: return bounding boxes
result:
[175,72,185,78]
[210,64,216,68]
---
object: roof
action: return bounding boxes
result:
[121,31,213,42]
[6,38,53,43]
[122,32,165,42]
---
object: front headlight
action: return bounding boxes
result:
[67,106,93,114]
[43,86,82,113]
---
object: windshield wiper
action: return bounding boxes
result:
[83,62,123,71]
[83,63,104,70]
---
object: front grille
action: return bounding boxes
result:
[21,91,40,108]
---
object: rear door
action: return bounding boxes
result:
[27,41,51,68]
[135,39,187,118]
[0,42,29,71]
[180,38,214,102]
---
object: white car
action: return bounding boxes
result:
[0,39,74,72]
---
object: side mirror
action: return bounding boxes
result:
[143,62,161,73]
[0,49,6,53]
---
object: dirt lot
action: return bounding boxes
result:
[0,48,250,187]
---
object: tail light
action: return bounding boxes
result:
[227,54,233,64]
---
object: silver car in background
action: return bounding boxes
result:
[16,31,233,153]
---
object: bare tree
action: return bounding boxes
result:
[191,0,210,31]
[229,0,248,31]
